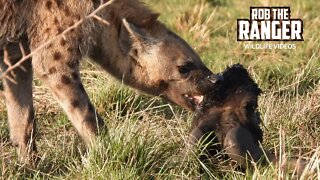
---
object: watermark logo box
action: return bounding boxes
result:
[237,7,304,41]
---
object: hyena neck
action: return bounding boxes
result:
[88,1,165,96]
[92,46,162,95]
[88,31,161,95]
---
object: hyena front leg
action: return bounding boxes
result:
[0,42,36,162]
[32,42,104,146]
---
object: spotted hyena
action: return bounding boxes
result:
[0,0,222,161]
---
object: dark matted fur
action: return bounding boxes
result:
[190,64,263,162]
[190,64,307,176]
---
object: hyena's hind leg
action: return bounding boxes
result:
[0,41,36,162]
[32,40,105,146]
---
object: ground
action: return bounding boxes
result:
[0,0,319,179]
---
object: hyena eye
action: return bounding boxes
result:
[178,62,195,75]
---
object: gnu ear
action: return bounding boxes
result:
[119,19,147,59]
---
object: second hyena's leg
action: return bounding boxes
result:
[32,43,104,145]
[0,42,36,161]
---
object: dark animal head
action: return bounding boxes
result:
[201,64,261,110]
[189,64,263,165]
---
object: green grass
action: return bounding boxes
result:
[1,0,320,179]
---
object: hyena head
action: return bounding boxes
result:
[112,19,223,111]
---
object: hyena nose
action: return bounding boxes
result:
[206,73,223,84]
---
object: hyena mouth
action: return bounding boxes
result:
[183,94,204,109]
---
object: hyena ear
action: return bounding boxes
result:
[119,19,151,59]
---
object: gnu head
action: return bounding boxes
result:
[202,64,261,108]
[190,64,307,175]
[190,64,263,162]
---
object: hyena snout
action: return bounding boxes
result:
[183,71,222,111]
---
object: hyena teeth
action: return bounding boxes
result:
[192,95,203,105]
[184,94,204,106]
